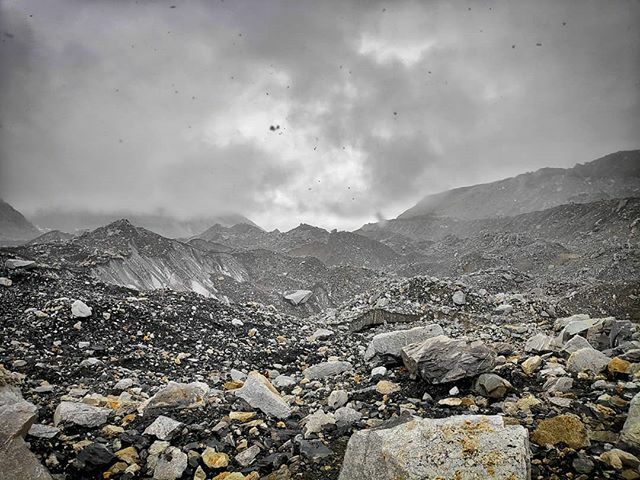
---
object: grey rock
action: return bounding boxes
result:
[143,415,183,440]
[235,444,260,467]
[311,328,334,340]
[154,446,187,480]
[338,415,530,480]
[543,376,574,393]
[234,371,291,419]
[621,392,640,449]
[473,373,513,399]
[53,401,109,428]
[71,300,92,318]
[28,424,60,439]
[452,290,466,305]
[334,406,362,427]
[283,289,313,305]
[494,304,514,315]
[272,375,296,389]
[5,259,36,269]
[558,317,601,343]
[401,335,496,384]
[303,409,336,437]
[0,277,12,287]
[566,348,610,374]
[327,390,348,409]
[113,378,134,390]
[371,366,387,378]
[146,381,209,411]
[525,333,557,353]
[303,361,353,380]
[563,335,593,354]
[364,325,444,364]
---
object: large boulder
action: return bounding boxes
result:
[338,415,530,480]
[621,392,640,449]
[401,335,496,384]
[0,368,52,480]
[364,324,444,364]
[234,371,291,419]
[566,348,610,374]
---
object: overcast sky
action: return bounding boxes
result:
[1,0,638,231]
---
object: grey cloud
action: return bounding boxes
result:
[0,0,638,230]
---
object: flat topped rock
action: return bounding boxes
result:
[364,324,444,363]
[53,401,109,428]
[338,414,530,480]
[303,361,353,380]
[5,259,36,269]
[145,381,210,411]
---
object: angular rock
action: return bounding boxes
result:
[71,299,92,318]
[334,406,362,428]
[202,448,229,469]
[452,290,466,305]
[364,324,444,364]
[562,335,593,354]
[302,409,335,437]
[235,444,260,467]
[310,328,334,340]
[327,390,348,409]
[53,401,109,428]
[525,333,556,353]
[530,414,590,448]
[338,415,530,480]
[146,381,209,411]
[401,335,496,384]
[283,289,313,305]
[143,415,183,440]
[303,361,352,380]
[154,446,187,480]
[473,373,512,399]
[234,371,291,419]
[521,356,543,375]
[621,392,640,449]
[566,348,610,374]
[28,424,60,439]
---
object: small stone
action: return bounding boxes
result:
[143,416,183,440]
[235,444,260,467]
[521,356,543,375]
[146,381,210,411]
[234,371,291,418]
[0,277,12,287]
[473,373,512,399]
[327,390,349,409]
[272,375,296,389]
[303,409,336,437]
[71,300,92,318]
[376,380,400,395]
[600,449,640,470]
[303,361,352,380]
[572,451,595,474]
[202,447,229,469]
[371,366,387,378]
[334,406,361,427]
[609,357,632,375]
[229,411,256,422]
[311,328,334,340]
[115,446,139,465]
[452,291,466,305]
[28,423,60,439]
[567,348,610,374]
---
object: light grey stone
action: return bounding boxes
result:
[234,371,291,419]
[563,335,593,354]
[327,390,348,410]
[235,444,260,467]
[334,406,362,427]
[53,401,109,428]
[303,361,352,380]
[303,409,336,438]
[146,381,209,411]
[364,325,444,363]
[283,289,313,305]
[525,333,557,353]
[71,300,92,318]
[452,291,466,305]
[143,416,183,440]
[621,392,640,449]
[473,373,512,399]
[153,446,187,480]
[338,415,530,480]
[28,424,60,439]
[566,348,610,373]
[5,259,36,269]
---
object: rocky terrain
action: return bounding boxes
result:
[0,198,41,245]
[1,149,639,479]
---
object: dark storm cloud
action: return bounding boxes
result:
[0,0,638,230]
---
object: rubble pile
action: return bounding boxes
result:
[2,255,640,479]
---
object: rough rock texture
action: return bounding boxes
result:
[364,324,444,364]
[145,381,209,411]
[338,415,530,480]
[401,335,496,384]
[303,361,352,380]
[566,347,610,373]
[53,401,109,428]
[530,414,590,449]
[234,371,291,418]
[621,393,640,449]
